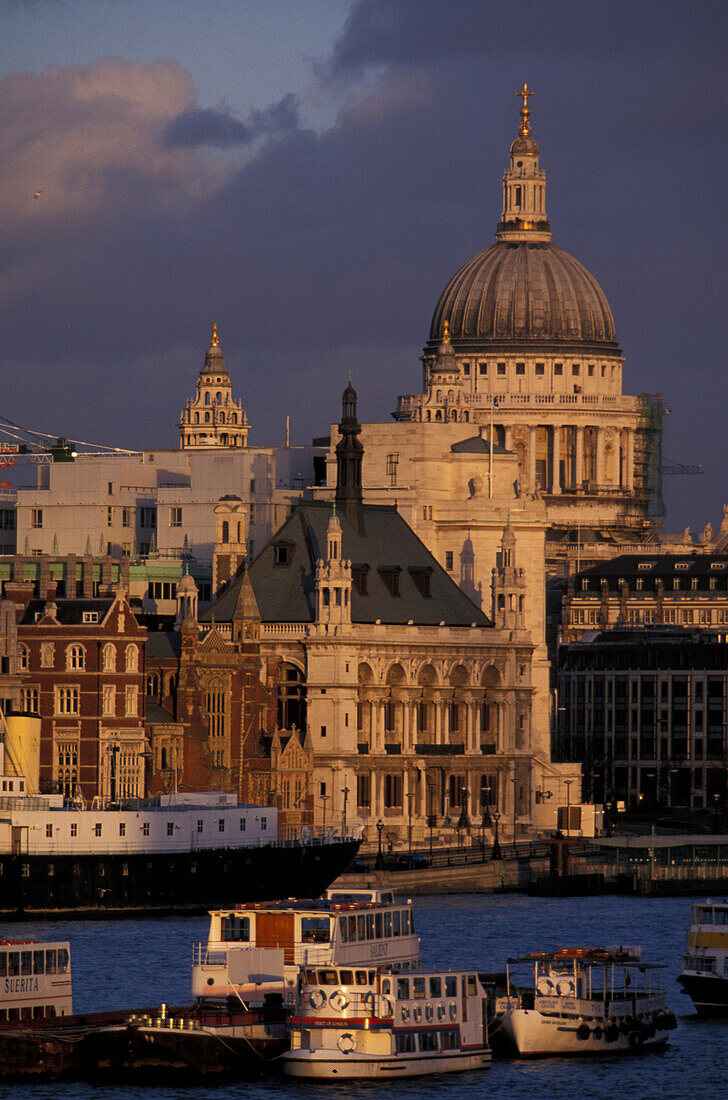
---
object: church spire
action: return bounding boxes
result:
[496,82,551,244]
[335,380,364,533]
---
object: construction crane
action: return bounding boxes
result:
[662,460,704,476]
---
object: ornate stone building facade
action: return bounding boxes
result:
[178,324,249,449]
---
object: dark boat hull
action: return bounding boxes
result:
[0,838,360,918]
[677,971,728,1015]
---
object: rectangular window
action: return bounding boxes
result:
[218,819,225,833]
[140,506,156,529]
[46,824,53,838]
[142,822,150,836]
[31,509,43,529]
[588,364,595,376]
[497,362,506,376]
[119,823,126,837]
[94,823,102,837]
[554,363,563,376]
[170,507,182,527]
[515,362,525,375]
[386,453,399,487]
[21,687,39,713]
[122,507,132,528]
[445,551,454,571]
[70,823,77,837]
[55,687,79,715]
[125,685,138,717]
[102,685,115,717]
[167,822,174,836]
[106,506,114,527]
[478,362,487,376]
[535,362,545,375]
[462,362,470,375]
[572,363,580,375]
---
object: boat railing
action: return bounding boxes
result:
[535,992,667,1016]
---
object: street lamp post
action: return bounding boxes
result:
[321,792,330,832]
[491,811,502,860]
[341,784,349,836]
[375,818,384,870]
[564,779,573,839]
[426,778,436,860]
[406,791,414,868]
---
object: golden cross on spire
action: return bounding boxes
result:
[211,322,219,347]
[516,82,534,137]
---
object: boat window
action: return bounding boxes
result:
[441,1029,458,1050]
[220,915,250,942]
[375,914,383,939]
[383,912,392,937]
[396,1033,416,1053]
[381,978,391,995]
[8,953,19,976]
[0,1009,5,1022]
[318,969,337,986]
[340,970,354,986]
[45,950,57,974]
[397,978,410,999]
[413,977,426,999]
[392,911,401,937]
[339,916,348,942]
[21,952,32,975]
[381,892,393,903]
[355,970,369,986]
[369,970,376,984]
[366,914,374,940]
[347,916,357,940]
[8,1008,18,1022]
[33,951,44,974]
[357,915,366,940]
[445,976,457,998]
[466,975,477,996]
[57,949,69,973]
[301,917,330,943]
[699,908,713,924]
[715,910,728,925]
[429,976,442,997]
[0,954,5,977]
[419,1032,438,1051]
[305,969,317,984]
[401,910,411,935]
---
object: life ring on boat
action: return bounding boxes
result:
[413,1005,423,1023]
[437,1004,446,1021]
[337,1032,356,1054]
[309,989,326,1010]
[628,1031,644,1049]
[401,1006,410,1022]
[537,978,554,996]
[363,992,375,1011]
[557,980,575,997]
[449,1003,458,1021]
[425,1004,434,1021]
[380,998,394,1019]
[576,1023,590,1042]
[329,990,350,1013]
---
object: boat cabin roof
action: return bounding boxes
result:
[509,948,662,969]
[214,888,404,917]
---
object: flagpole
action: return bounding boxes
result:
[489,396,495,498]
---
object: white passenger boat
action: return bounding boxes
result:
[0,940,72,1024]
[491,947,677,1057]
[284,965,491,1079]
[678,900,728,1015]
[191,887,421,1007]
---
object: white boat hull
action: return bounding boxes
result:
[283,1048,491,1079]
[494,1009,670,1058]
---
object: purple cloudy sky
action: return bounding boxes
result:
[1,0,726,530]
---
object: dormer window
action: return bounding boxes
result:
[82,612,99,624]
[638,562,653,570]
[409,568,432,598]
[352,565,369,595]
[378,568,401,597]
[273,542,293,567]
[675,562,690,570]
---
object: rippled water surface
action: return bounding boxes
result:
[1,892,724,1099]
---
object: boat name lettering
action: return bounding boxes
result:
[5,977,40,994]
[370,943,388,958]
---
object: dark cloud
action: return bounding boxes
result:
[162,93,299,149]
[1,3,727,532]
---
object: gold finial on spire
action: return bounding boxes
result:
[442,320,451,342]
[211,322,219,348]
[516,82,534,137]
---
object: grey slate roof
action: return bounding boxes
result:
[202,500,491,628]
[450,435,510,455]
[145,703,178,724]
[20,598,114,625]
[573,553,728,592]
[146,631,182,659]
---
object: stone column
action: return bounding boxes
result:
[402,699,410,754]
[626,429,634,490]
[434,694,442,745]
[528,426,537,489]
[551,425,561,492]
[595,427,604,486]
[575,426,584,488]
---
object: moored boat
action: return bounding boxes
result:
[490,947,677,1057]
[678,900,728,1015]
[284,965,492,1079]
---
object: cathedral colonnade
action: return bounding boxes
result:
[504,421,635,493]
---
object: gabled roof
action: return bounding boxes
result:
[146,631,181,659]
[202,500,490,628]
[450,435,510,456]
[20,598,114,626]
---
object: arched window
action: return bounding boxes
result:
[125,644,138,673]
[194,412,199,424]
[277,663,306,731]
[165,673,177,697]
[146,672,160,697]
[205,392,211,405]
[206,681,228,768]
[221,520,229,544]
[67,644,85,671]
[102,643,116,672]
[216,392,222,405]
[231,413,237,424]
[205,411,211,423]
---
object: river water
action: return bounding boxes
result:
[0,892,724,1099]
